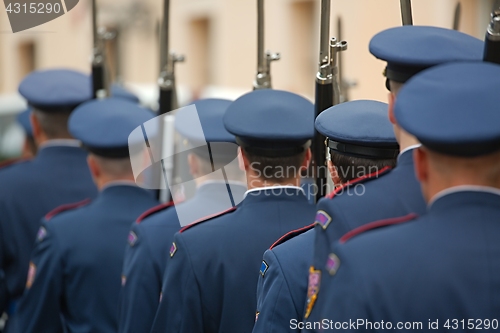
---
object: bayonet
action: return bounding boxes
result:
[253,0,280,90]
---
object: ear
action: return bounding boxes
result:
[327,160,341,186]
[187,153,199,177]
[239,147,251,172]
[387,92,397,125]
[30,113,43,143]
[414,147,429,183]
[301,148,312,170]
[87,155,100,180]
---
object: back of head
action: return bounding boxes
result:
[18,69,93,141]
[316,100,399,185]
[395,62,500,199]
[224,90,315,185]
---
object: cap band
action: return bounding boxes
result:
[328,139,399,159]
[238,138,311,158]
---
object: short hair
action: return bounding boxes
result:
[26,136,37,156]
[244,149,308,183]
[91,154,133,178]
[32,109,72,139]
[330,150,397,184]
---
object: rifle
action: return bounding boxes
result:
[483,0,500,65]
[337,16,355,103]
[158,0,184,115]
[399,0,413,26]
[253,0,280,90]
[314,0,347,201]
[91,0,108,98]
[452,2,461,31]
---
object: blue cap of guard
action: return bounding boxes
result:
[369,26,483,89]
[69,98,155,158]
[111,84,140,104]
[223,90,314,157]
[19,69,92,112]
[316,100,399,159]
[16,108,33,137]
[175,99,235,143]
[395,62,500,157]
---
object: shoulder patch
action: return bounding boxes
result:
[36,227,47,242]
[326,166,392,199]
[44,199,91,221]
[179,206,237,233]
[169,242,177,257]
[136,201,175,224]
[325,253,341,276]
[304,266,321,319]
[259,260,269,277]
[128,231,138,247]
[314,210,332,230]
[270,223,315,250]
[340,213,418,244]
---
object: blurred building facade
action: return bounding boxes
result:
[0,0,495,103]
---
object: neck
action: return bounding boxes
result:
[246,173,301,190]
[95,176,136,191]
[397,129,420,152]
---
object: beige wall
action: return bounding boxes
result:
[0,0,494,103]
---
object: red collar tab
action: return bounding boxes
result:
[45,199,91,221]
[327,166,393,199]
[340,213,418,244]
[179,206,237,233]
[270,223,315,250]
[136,201,175,224]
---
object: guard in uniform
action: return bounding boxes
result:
[253,100,399,333]
[0,69,98,320]
[306,26,484,326]
[321,62,500,330]
[118,99,247,333]
[150,89,317,333]
[15,98,159,333]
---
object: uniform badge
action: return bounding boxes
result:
[169,242,177,258]
[315,210,332,230]
[128,231,138,247]
[255,311,260,322]
[304,266,321,319]
[260,261,269,277]
[26,262,36,289]
[121,275,127,286]
[36,227,47,242]
[326,253,341,276]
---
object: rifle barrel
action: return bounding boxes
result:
[484,2,500,64]
[400,0,413,26]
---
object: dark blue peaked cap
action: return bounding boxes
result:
[69,98,155,158]
[395,62,500,157]
[369,26,483,87]
[316,100,399,159]
[175,99,235,143]
[224,90,314,157]
[111,84,140,104]
[16,109,33,137]
[18,69,92,111]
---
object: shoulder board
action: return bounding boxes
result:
[270,223,315,250]
[326,166,392,200]
[339,213,418,244]
[0,157,30,169]
[45,199,91,221]
[179,206,237,233]
[136,201,175,223]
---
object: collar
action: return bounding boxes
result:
[429,185,500,208]
[397,144,420,165]
[243,185,305,199]
[39,139,81,149]
[101,180,139,191]
[197,180,247,189]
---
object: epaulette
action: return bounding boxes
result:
[339,213,418,244]
[44,199,91,221]
[136,201,175,224]
[270,223,315,250]
[179,206,237,233]
[0,157,30,170]
[326,166,392,200]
